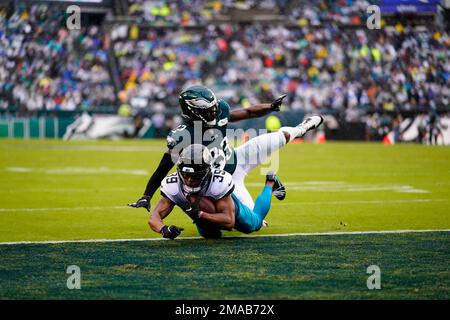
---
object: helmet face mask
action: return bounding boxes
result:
[179,85,219,127]
[178,167,211,193]
[177,144,213,194]
[191,103,218,125]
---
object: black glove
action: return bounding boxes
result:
[160,225,184,240]
[128,196,151,212]
[183,198,201,222]
[270,94,287,111]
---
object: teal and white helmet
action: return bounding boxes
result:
[179,85,219,126]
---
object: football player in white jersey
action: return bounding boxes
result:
[148,144,278,239]
[130,85,323,214]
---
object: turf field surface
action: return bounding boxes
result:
[0,232,448,299]
[0,139,449,299]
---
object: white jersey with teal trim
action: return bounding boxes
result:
[160,169,235,209]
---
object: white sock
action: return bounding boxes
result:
[279,126,304,143]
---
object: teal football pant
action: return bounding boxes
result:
[195,185,273,238]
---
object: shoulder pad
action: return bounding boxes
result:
[207,169,234,200]
[166,136,177,149]
[167,124,190,149]
[218,100,231,113]
[217,100,230,127]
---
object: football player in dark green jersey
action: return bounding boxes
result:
[129,85,322,214]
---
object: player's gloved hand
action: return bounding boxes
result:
[270,94,287,111]
[183,200,201,222]
[128,196,151,212]
[160,225,184,240]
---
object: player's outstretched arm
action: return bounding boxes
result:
[148,196,183,239]
[128,150,175,212]
[199,195,235,230]
[229,94,286,122]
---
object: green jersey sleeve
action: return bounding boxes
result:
[166,124,190,150]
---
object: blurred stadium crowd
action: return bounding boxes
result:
[0,3,115,112]
[126,0,378,26]
[113,24,449,114]
[0,0,449,141]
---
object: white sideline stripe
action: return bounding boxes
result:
[0,145,165,152]
[0,188,141,193]
[246,182,429,193]
[0,229,449,246]
[0,206,125,212]
[6,167,149,176]
[0,199,446,212]
[277,199,448,206]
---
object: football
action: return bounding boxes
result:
[187,195,216,213]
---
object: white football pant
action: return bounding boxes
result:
[232,131,287,209]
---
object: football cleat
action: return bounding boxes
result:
[296,115,323,138]
[266,171,286,201]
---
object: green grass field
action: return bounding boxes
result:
[0,139,449,299]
